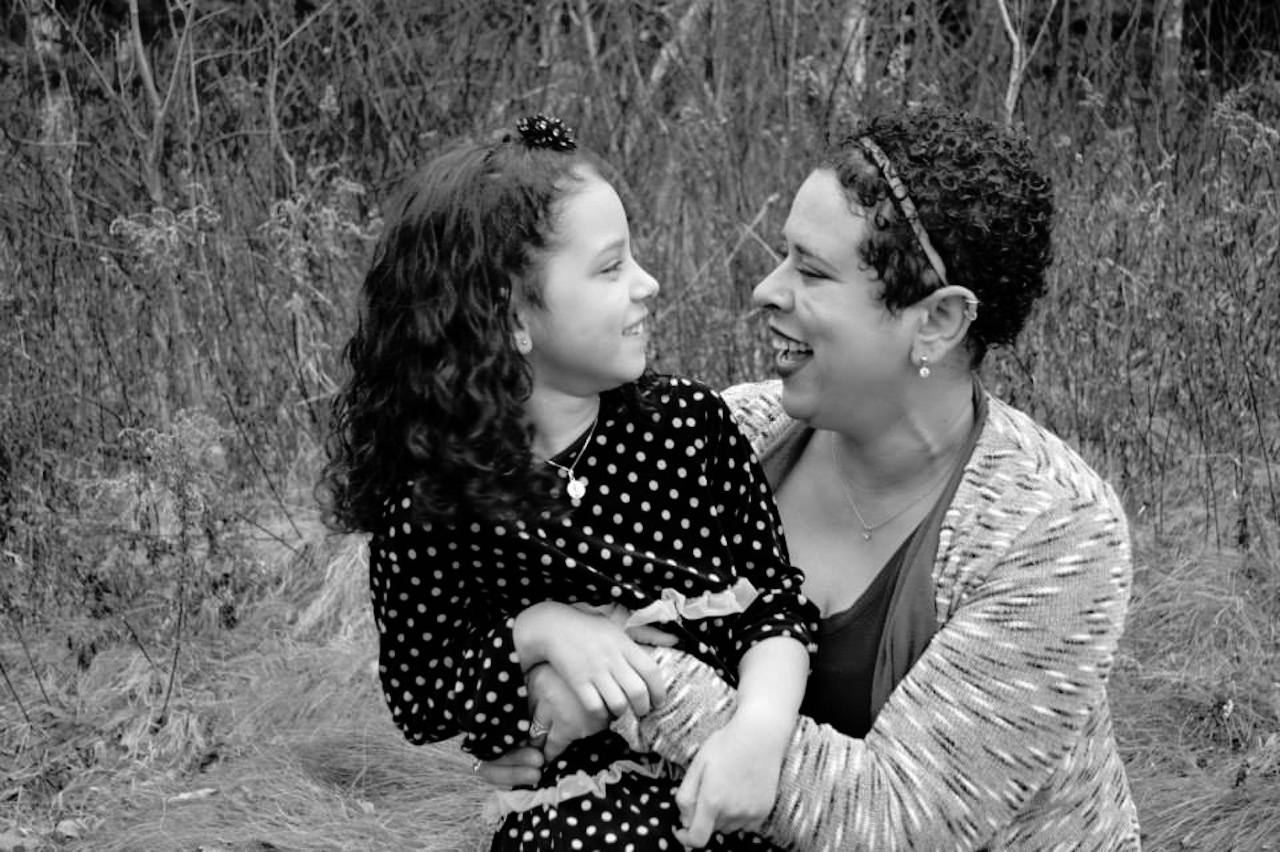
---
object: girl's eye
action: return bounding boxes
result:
[602,260,623,275]
[797,266,825,280]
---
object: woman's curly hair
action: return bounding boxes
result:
[825,107,1054,365]
[321,132,607,533]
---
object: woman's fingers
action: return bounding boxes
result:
[475,747,544,789]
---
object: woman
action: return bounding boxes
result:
[481,106,1140,850]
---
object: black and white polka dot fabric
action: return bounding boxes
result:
[369,376,817,851]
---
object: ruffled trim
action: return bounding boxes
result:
[481,757,671,824]
[625,577,758,628]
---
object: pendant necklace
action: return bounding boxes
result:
[828,435,952,542]
[544,417,598,501]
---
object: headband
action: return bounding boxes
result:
[856,136,950,287]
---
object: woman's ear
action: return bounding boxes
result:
[912,285,979,365]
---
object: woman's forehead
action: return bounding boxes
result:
[785,170,866,253]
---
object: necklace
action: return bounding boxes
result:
[543,418,598,501]
[827,435,952,541]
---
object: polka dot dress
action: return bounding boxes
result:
[369,377,817,851]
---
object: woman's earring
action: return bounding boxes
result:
[515,333,532,354]
[917,355,931,379]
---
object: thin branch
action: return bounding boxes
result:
[0,655,31,725]
[122,617,164,675]
[7,612,51,706]
[126,0,163,117]
[645,0,713,96]
[216,381,304,541]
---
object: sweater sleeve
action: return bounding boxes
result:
[369,500,532,759]
[614,488,1132,850]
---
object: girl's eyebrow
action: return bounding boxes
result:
[591,237,627,262]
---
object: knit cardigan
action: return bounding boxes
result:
[613,380,1141,851]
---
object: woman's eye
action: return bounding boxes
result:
[602,261,623,275]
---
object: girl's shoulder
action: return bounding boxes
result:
[633,373,726,416]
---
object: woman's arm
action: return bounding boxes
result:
[615,492,1133,851]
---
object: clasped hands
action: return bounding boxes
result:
[484,600,776,847]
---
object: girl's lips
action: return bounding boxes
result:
[623,315,648,336]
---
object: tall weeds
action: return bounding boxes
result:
[0,3,1277,844]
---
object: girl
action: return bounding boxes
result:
[323,115,817,851]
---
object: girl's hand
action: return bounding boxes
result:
[512,601,671,718]
[673,714,784,848]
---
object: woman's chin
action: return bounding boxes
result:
[778,374,817,422]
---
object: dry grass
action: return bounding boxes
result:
[0,528,492,852]
[3,512,1278,851]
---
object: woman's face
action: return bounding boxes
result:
[753,168,918,432]
[521,169,659,398]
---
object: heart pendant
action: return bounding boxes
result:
[567,478,586,500]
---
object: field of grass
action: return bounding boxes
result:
[2,506,1277,850]
[2,2,1279,850]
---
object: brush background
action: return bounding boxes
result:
[1,1,1278,850]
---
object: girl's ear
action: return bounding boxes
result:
[911,285,979,366]
[511,308,533,355]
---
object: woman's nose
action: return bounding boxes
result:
[752,260,792,311]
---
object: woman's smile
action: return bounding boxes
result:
[769,327,814,377]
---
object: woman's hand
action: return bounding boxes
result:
[512,601,675,718]
[475,662,612,787]
[476,746,544,789]
[526,662,610,761]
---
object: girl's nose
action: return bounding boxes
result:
[633,262,660,300]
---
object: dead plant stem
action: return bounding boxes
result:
[0,654,31,725]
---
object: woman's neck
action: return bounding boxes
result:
[830,376,974,496]
[525,390,601,460]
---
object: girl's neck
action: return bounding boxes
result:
[831,376,974,495]
[525,390,601,460]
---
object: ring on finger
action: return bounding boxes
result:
[529,718,550,739]
[471,758,482,774]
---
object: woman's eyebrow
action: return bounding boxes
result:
[790,241,833,270]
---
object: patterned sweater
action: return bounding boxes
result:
[614,380,1141,851]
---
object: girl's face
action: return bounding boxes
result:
[519,169,659,398]
[753,169,920,433]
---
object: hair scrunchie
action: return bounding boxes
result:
[515,114,577,151]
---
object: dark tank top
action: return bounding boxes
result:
[798,531,913,737]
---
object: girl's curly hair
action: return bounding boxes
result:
[825,107,1054,365]
[322,132,608,533]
